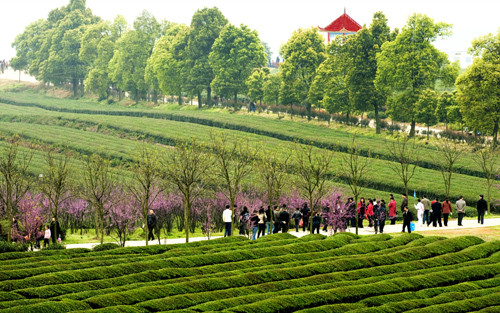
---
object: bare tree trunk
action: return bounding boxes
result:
[207,87,212,107]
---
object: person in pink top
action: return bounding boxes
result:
[388,194,397,225]
[366,199,374,227]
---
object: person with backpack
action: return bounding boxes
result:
[291,208,302,232]
[257,207,266,238]
[374,199,387,234]
[239,206,250,236]
[250,211,260,240]
[312,212,322,234]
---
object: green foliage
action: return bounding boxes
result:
[92,243,120,252]
[41,243,66,250]
[0,241,29,253]
[376,13,451,136]
[209,23,266,104]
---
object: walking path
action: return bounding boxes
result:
[65,217,500,250]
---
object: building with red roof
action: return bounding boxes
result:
[318,9,362,42]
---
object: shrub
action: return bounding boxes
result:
[93,243,121,252]
[41,243,66,250]
[0,241,29,253]
[359,119,370,128]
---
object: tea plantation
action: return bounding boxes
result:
[2,233,500,312]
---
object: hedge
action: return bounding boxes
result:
[93,243,121,252]
[1,299,91,313]
[226,262,500,313]
[88,236,477,308]
[17,235,356,299]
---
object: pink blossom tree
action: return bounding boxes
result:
[321,189,352,234]
[11,193,47,250]
[150,192,182,244]
[105,187,140,247]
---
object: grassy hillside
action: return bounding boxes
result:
[2,234,500,312]
[0,84,498,208]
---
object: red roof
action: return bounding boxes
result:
[318,11,362,33]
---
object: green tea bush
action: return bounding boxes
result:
[93,243,121,252]
[41,243,66,250]
[0,241,29,253]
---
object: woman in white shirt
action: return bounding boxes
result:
[414,198,424,226]
[44,226,51,247]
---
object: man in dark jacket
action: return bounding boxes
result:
[402,206,413,233]
[477,195,487,225]
[49,218,60,244]
[279,205,290,233]
[401,194,408,213]
[312,212,322,234]
[273,206,281,234]
[300,203,310,232]
[147,210,157,241]
[431,198,442,227]
[291,208,302,232]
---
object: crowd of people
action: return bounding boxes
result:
[217,193,490,239]
[12,217,61,248]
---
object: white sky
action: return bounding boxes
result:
[1,0,500,61]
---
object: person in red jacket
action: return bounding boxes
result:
[366,199,374,227]
[442,198,452,226]
[388,194,397,225]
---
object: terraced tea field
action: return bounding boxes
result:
[0,89,497,206]
[2,233,500,312]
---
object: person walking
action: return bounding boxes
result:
[291,208,302,232]
[388,194,397,225]
[265,206,272,235]
[257,207,266,238]
[300,203,310,232]
[347,198,356,227]
[147,210,157,241]
[401,194,408,214]
[477,195,487,225]
[456,196,466,226]
[402,206,413,233]
[312,212,322,234]
[421,195,431,226]
[322,207,330,232]
[366,199,374,227]
[414,198,424,226]
[374,199,387,234]
[357,198,366,228]
[279,205,290,233]
[223,205,232,237]
[239,207,250,236]
[49,218,60,244]
[250,212,260,240]
[273,206,281,234]
[44,226,51,248]
[442,198,452,227]
[431,198,443,227]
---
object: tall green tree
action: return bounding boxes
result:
[456,30,500,146]
[375,13,452,137]
[263,74,281,106]
[415,89,439,140]
[280,27,325,120]
[10,19,47,76]
[186,7,228,107]
[148,24,189,105]
[108,11,160,104]
[309,36,353,122]
[436,91,456,131]
[246,68,270,105]
[209,24,266,107]
[348,12,392,134]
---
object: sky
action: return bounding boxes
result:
[1,0,500,62]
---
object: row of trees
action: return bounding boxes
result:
[2,131,499,244]
[10,0,267,107]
